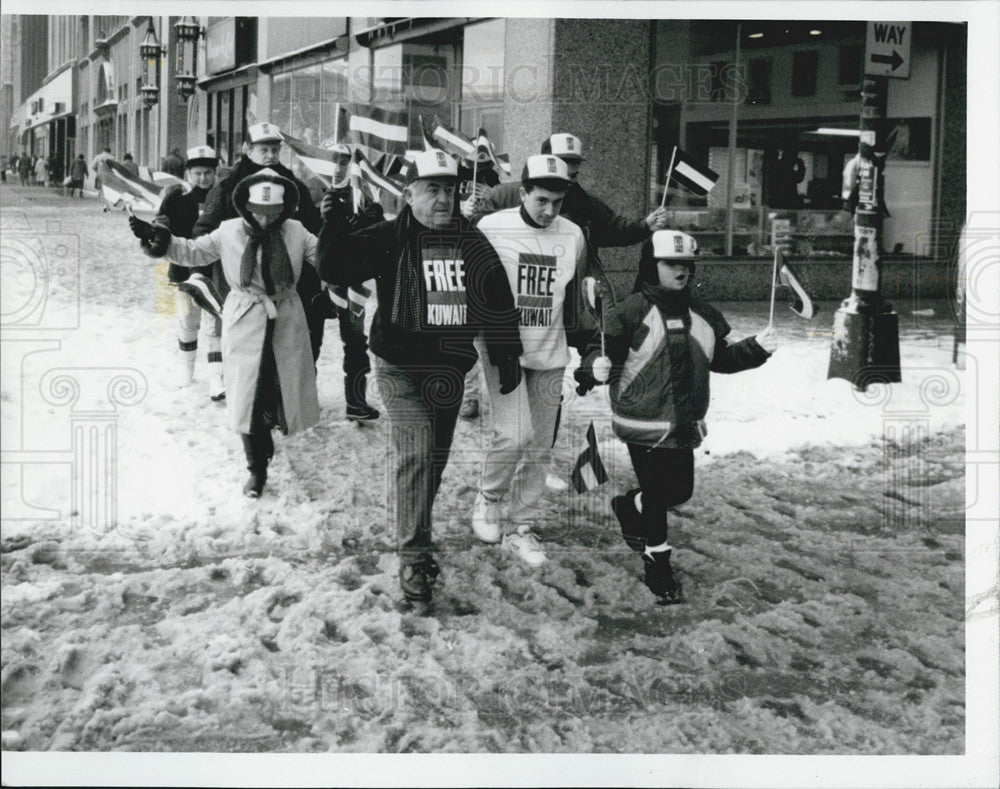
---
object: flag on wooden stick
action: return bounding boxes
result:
[667,146,720,196]
[571,422,609,494]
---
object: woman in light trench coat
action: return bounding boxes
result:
[130,169,320,497]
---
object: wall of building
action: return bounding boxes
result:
[551,18,653,278]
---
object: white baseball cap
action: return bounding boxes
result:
[246,172,286,216]
[521,154,572,185]
[541,133,584,161]
[247,123,284,144]
[651,230,699,261]
[185,145,217,168]
[405,149,458,183]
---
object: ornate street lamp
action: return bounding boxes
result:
[174,16,203,102]
[139,19,165,109]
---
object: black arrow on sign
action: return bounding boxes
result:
[871,50,904,71]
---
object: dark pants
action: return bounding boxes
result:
[626,444,694,546]
[375,359,464,565]
[339,309,371,404]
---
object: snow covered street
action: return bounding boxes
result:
[0,186,974,755]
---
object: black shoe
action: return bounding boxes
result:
[642,549,683,604]
[611,493,646,553]
[241,433,270,498]
[400,555,441,604]
[346,402,379,421]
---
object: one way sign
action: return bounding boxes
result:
[866,21,911,78]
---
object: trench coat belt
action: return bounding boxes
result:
[229,289,296,320]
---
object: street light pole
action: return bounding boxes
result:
[827,73,902,390]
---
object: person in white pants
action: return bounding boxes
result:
[471,155,590,566]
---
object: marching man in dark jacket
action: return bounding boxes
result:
[193,123,328,363]
[319,149,523,611]
[576,230,779,604]
[318,143,383,420]
[153,146,224,397]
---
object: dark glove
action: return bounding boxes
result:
[574,366,599,396]
[129,214,155,242]
[496,354,522,395]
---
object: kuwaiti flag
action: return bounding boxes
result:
[473,128,512,176]
[668,147,720,196]
[97,159,165,213]
[355,149,404,198]
[177,273,223,322]
[284,133,342,184]
[571,422,609,494]
[348,104,409,155]
[777,250,818,319]
[424,115,476,159]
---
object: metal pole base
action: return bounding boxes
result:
[828,301,902,391]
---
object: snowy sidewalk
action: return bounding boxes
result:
[1,189,969,754]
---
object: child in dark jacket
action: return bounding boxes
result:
[575,230,779,603]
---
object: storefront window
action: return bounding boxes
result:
[272,58,349,146]
[461,19,505,146]
[372,35,459,149]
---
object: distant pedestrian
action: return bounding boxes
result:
[18,154,31,186]
[34,156,48,187]
[575,230,779,604]
[1,155,8,183]
[93,147,114,211]
[122,153,139,178]
[68,154,88,197]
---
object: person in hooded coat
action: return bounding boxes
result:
[130,169,321,498]
[192,123,327,363]
[575,230,779,604]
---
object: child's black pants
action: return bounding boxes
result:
[626,444,694,546]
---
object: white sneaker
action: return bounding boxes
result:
[471,493,502,543]
[502,530,547,567]
[545,472,569,493]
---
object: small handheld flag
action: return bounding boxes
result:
[572,422,609,494]
[177,273,224,321]
[348,104,409,155]
[660,146,719,205]
[779,259,817,319]
[98,159,165,213]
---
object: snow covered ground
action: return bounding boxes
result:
[0,187,984,760]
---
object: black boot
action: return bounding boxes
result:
[241,433,269,498]
[345,374,379,421]
[642,548,683,604]
[399,554,441,610]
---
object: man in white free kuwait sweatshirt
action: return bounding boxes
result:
[471,154,589,567]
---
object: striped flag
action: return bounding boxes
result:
[355,149,404,198]
[327,284,372,327]
[571,422,609,494]
[778,254,817,319]
[668,147,719,196]
[97,159,165,213]
[348,104,409,155]
[284,133,343,183]
[473,128,511,175]
[424,115,476,159]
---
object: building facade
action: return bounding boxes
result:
[3,14,967,296]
